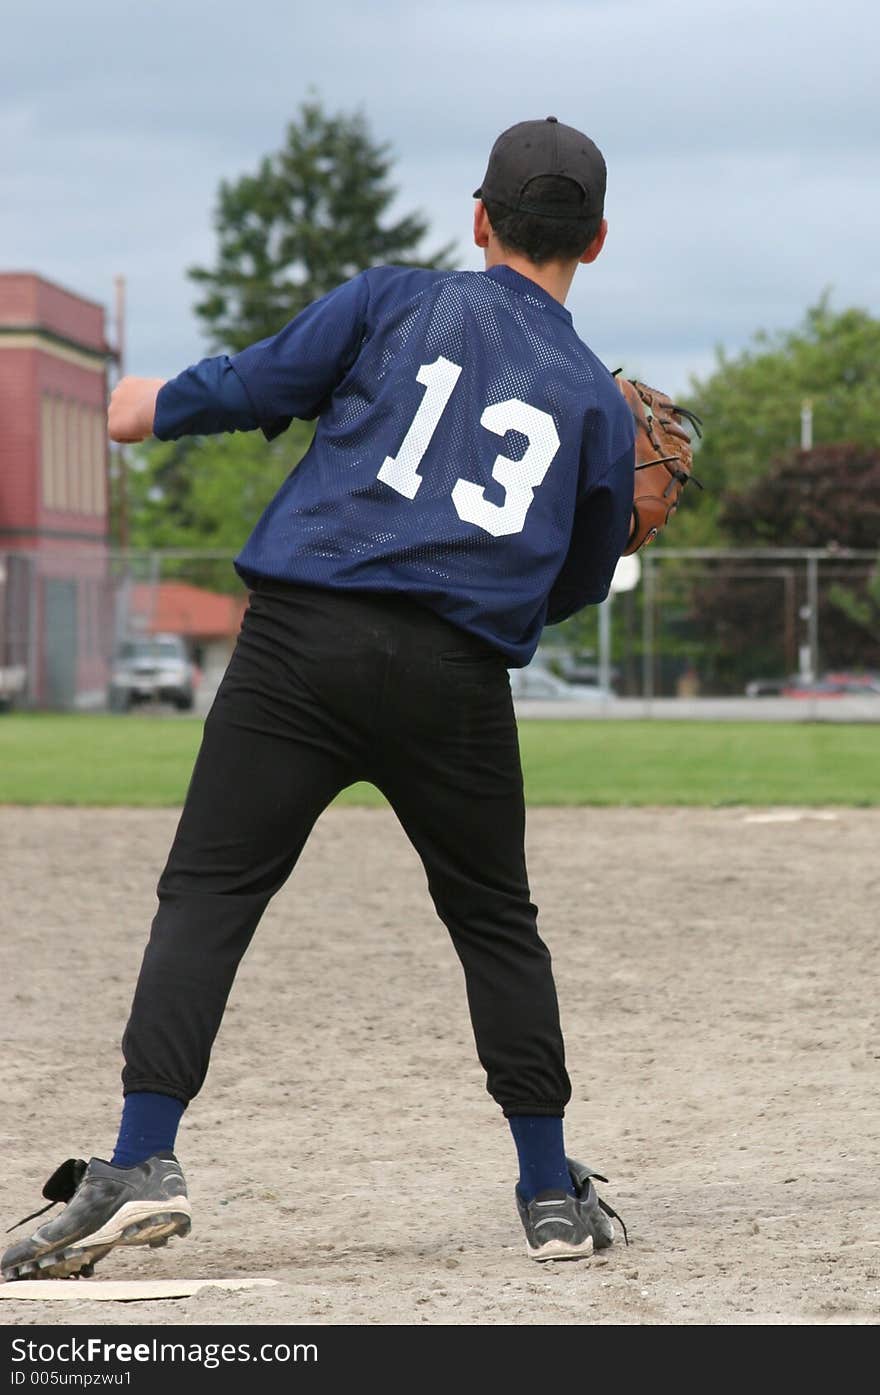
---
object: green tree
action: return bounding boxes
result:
[189,97,456,352]
[132,98,454,560]
[127,423,313,590]
[829,564,880,648]
[688,443,880,687]
[679,298,880,545]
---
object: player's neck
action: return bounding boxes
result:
[483,248,577,306]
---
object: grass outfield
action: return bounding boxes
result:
[0,713,877,806]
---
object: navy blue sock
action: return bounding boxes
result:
[509,1115,574,1201]
[111,1092,186,1169]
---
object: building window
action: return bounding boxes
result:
[41,396,110,517]
[79,404,94,514]
[41,395,55,509]
[68,398,81,513]
[52,396,68,511]
[93,409,107,516]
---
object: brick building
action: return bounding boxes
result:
[0,273,112,706]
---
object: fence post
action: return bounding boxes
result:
[28,552,38,708]
[150,551,161,633]
[642,550,654,707]
[807,553,819,680]
[598,595,612,699]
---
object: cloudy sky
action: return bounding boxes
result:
[2,0,876,396]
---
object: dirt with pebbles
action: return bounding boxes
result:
[1,805,878,1326]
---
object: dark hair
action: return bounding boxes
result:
[482,175,602,265]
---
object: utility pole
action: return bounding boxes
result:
[114,274,129,551]
[800,398,813,451]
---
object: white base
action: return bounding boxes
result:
[0,1277,278,1302]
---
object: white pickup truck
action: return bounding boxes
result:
[108,634,197,712]
[0,664,26,711]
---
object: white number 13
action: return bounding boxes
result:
[377,356,560,538]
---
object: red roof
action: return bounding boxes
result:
[130,582,247,639]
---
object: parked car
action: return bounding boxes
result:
[0,663,26,712]
[108,634,198,712]
[555,655,620,689]
[822,671,880,694]
[781,679,851,699]
[745,677,787,698]
[746,672,880,699]
[508,661,613,701]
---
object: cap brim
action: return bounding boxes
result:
[472,187,482,199]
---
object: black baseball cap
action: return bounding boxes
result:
[473,116,606,221]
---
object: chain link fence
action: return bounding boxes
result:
[1,547,878,717]
[0,550,244,714]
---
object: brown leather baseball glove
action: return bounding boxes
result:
[615,375,702,553]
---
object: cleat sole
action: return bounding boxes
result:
[527,1235,594,1262]
[2,1211,190,1282]
[120,1211,191,1247]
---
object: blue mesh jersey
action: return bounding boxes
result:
[154,263,635,666]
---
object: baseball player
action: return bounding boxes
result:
[3,117,634,1276]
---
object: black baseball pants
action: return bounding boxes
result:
[122,580,571,1117]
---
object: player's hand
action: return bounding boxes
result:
[108,376,166,443]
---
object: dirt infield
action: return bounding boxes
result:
[1,806,878,1326]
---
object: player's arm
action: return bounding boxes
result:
[107,360,259,443]
[226,271,371,439]
[107,272,372,445]
[545,441,635,623]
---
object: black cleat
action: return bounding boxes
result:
[2,1153,191,1281]
[565,1157,627,1252]
[515,1158,627,1262]
[516,1187,595,1261]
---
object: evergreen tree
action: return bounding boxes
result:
[189,98,456,352]
[133,99,454,563]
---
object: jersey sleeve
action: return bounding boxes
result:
[153,356,261,440]
[229,272,372,440]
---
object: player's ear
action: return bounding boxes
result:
[473,200,491,249]
[579,217,608,265]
